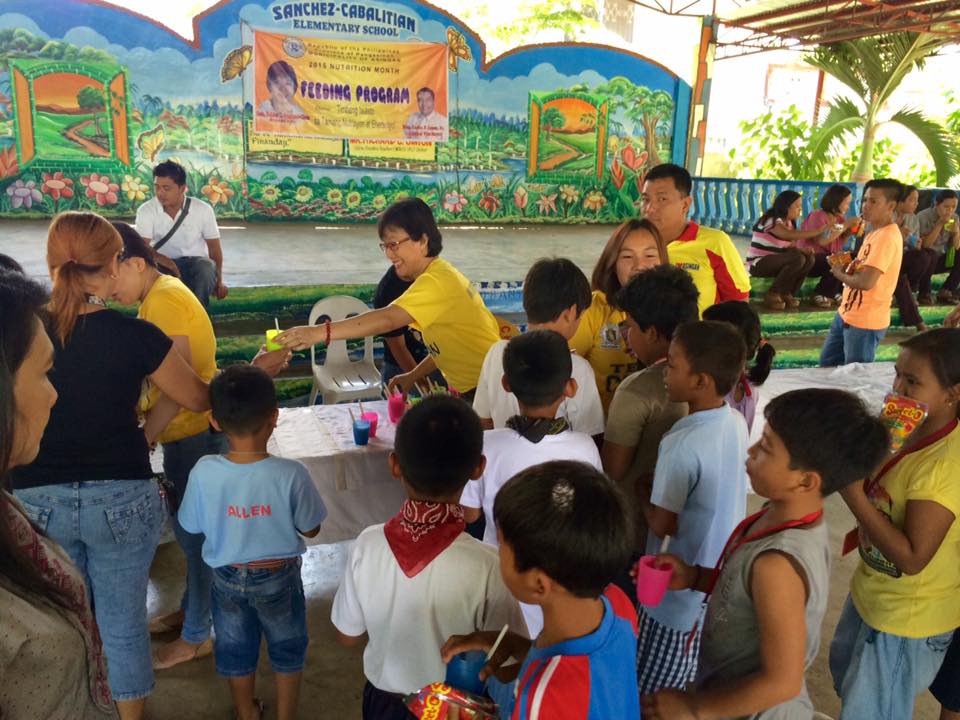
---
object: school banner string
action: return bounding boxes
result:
[253,30,449,142]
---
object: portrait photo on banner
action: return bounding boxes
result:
[252,30,448,142]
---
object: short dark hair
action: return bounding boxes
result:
[502,330,572,408]
[644,163,692,197]
[523,258,591,323]
[764,389,889,496]
[377,198,442,257]
[616,264,699,341]
[394,395,482,498]
[267,60,298,91]
[899,328,960,394]
[672,320,746,396]
[0,254,24,274]
[416,87,435,100]
[899,184,918,203]
[494,461,632,598]
[153,160,187,187]
[819,184,852,214]
[209,365,277,436]
[935,189,959,206]
[864,178,904,205]
[114,222,157,269]
[702,301,775,385]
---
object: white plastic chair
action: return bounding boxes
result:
[307,295,383,406]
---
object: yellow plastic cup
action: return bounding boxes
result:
[265,329,283,351]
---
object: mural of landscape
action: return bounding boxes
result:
[0,0,690,224]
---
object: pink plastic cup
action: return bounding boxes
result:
[360,411,379,438]
[387,393,406,423]
[635,555,673,607]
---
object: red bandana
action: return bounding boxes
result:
[384,500,466,578]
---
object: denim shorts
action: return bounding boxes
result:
[211,558,308,676]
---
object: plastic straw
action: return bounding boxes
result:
[358,400,365,415]
[414,383,426,397]
[274,317,280,332]
[486,624,509,661]
[347,407,356,423]
[660,535,672,554]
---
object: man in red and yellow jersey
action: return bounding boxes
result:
[641,164,750,316]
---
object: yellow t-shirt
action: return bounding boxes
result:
[667,222,750,317]
[391,257,501,393]
[139,275,217,444]
[851,422,960,637]
[839,223,903,331]
[569,291,639,412]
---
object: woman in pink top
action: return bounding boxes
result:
[800,184,861,307]
[747,191,830,310]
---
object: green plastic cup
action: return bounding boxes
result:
[265,329,283,351]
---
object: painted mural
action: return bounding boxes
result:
[0,0,690,223]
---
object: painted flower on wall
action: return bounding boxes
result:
[583,190,607,212]
[41,172,75,201]
[327,188,343,205]
[489,175,506,189]
[372,194,387,210]
[294,185,313,203]
[610,159,625,190]
[120,174,148,202]
[346,191,362,208]
[536,193,558,215]
[202,177,235,206]
[7,179,42,209]
[0,146,19,179]
[478,191,501,215]
[558,185,579,205]
[392,191,410,202]
[258,185,280,205]
[513,186,528,212]
[442,192,467,213]
[80,174,119,206]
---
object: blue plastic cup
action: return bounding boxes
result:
[352,419,371,446]
[445,650,487,695]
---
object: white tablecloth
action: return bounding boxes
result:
[752,362,895,445]
[267,400,404,544]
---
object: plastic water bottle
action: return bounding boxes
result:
[947,245,956,269]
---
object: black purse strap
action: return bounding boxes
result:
[153,197,191,252]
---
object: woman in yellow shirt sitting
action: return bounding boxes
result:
[278,198,501,398]
[570,219,668,411]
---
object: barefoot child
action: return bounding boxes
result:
[443,460,639,719]
[641,389,888,719]
[178,365,327,720]
[832,328,960,719]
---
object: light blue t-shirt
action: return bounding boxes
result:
[178,455,327,568]
[645,405,749,632]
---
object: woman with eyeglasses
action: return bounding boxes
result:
[9,211,210,720]
[278,198,501,400]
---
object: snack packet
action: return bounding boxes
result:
[827,251,853,269]
[880,393,928,453]
[404,682,499,720]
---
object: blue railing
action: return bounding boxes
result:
[690,177,860,236]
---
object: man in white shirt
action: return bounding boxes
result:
[403,87,446,141]
[135,160,227,309]
[473,257,604,438]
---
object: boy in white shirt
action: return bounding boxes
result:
[473,257,604,438]
[331,396,525,719]
[462,330,602,636]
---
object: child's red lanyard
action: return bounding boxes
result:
[682,507,822,656]
[705,507,823,596]
[842,418,958,555]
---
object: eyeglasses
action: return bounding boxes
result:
[379,237,413,253]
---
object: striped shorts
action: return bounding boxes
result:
[636,606,702,696]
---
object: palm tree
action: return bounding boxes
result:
[805,32,956,184]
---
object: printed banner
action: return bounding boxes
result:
[253,30,448,141]
[348,138,435,161]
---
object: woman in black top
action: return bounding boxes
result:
[11,212,210,720]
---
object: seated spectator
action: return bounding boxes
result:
[799,184,860,307]
[748,191,829,310]
[894,185,931,332]
[474,257,603,437]
[916,189,960,305]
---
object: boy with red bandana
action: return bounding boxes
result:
[331,396,525,719]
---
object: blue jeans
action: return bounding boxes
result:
[211,560,308,677]
[173,256,216,309]
[162,428,228,643]
[819,313,887,366]
[829,597,952,720]
[15,479,164,700]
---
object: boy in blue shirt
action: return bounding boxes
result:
[178,365,327,720]
[637,320,749,695]
[443,460,639,719]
